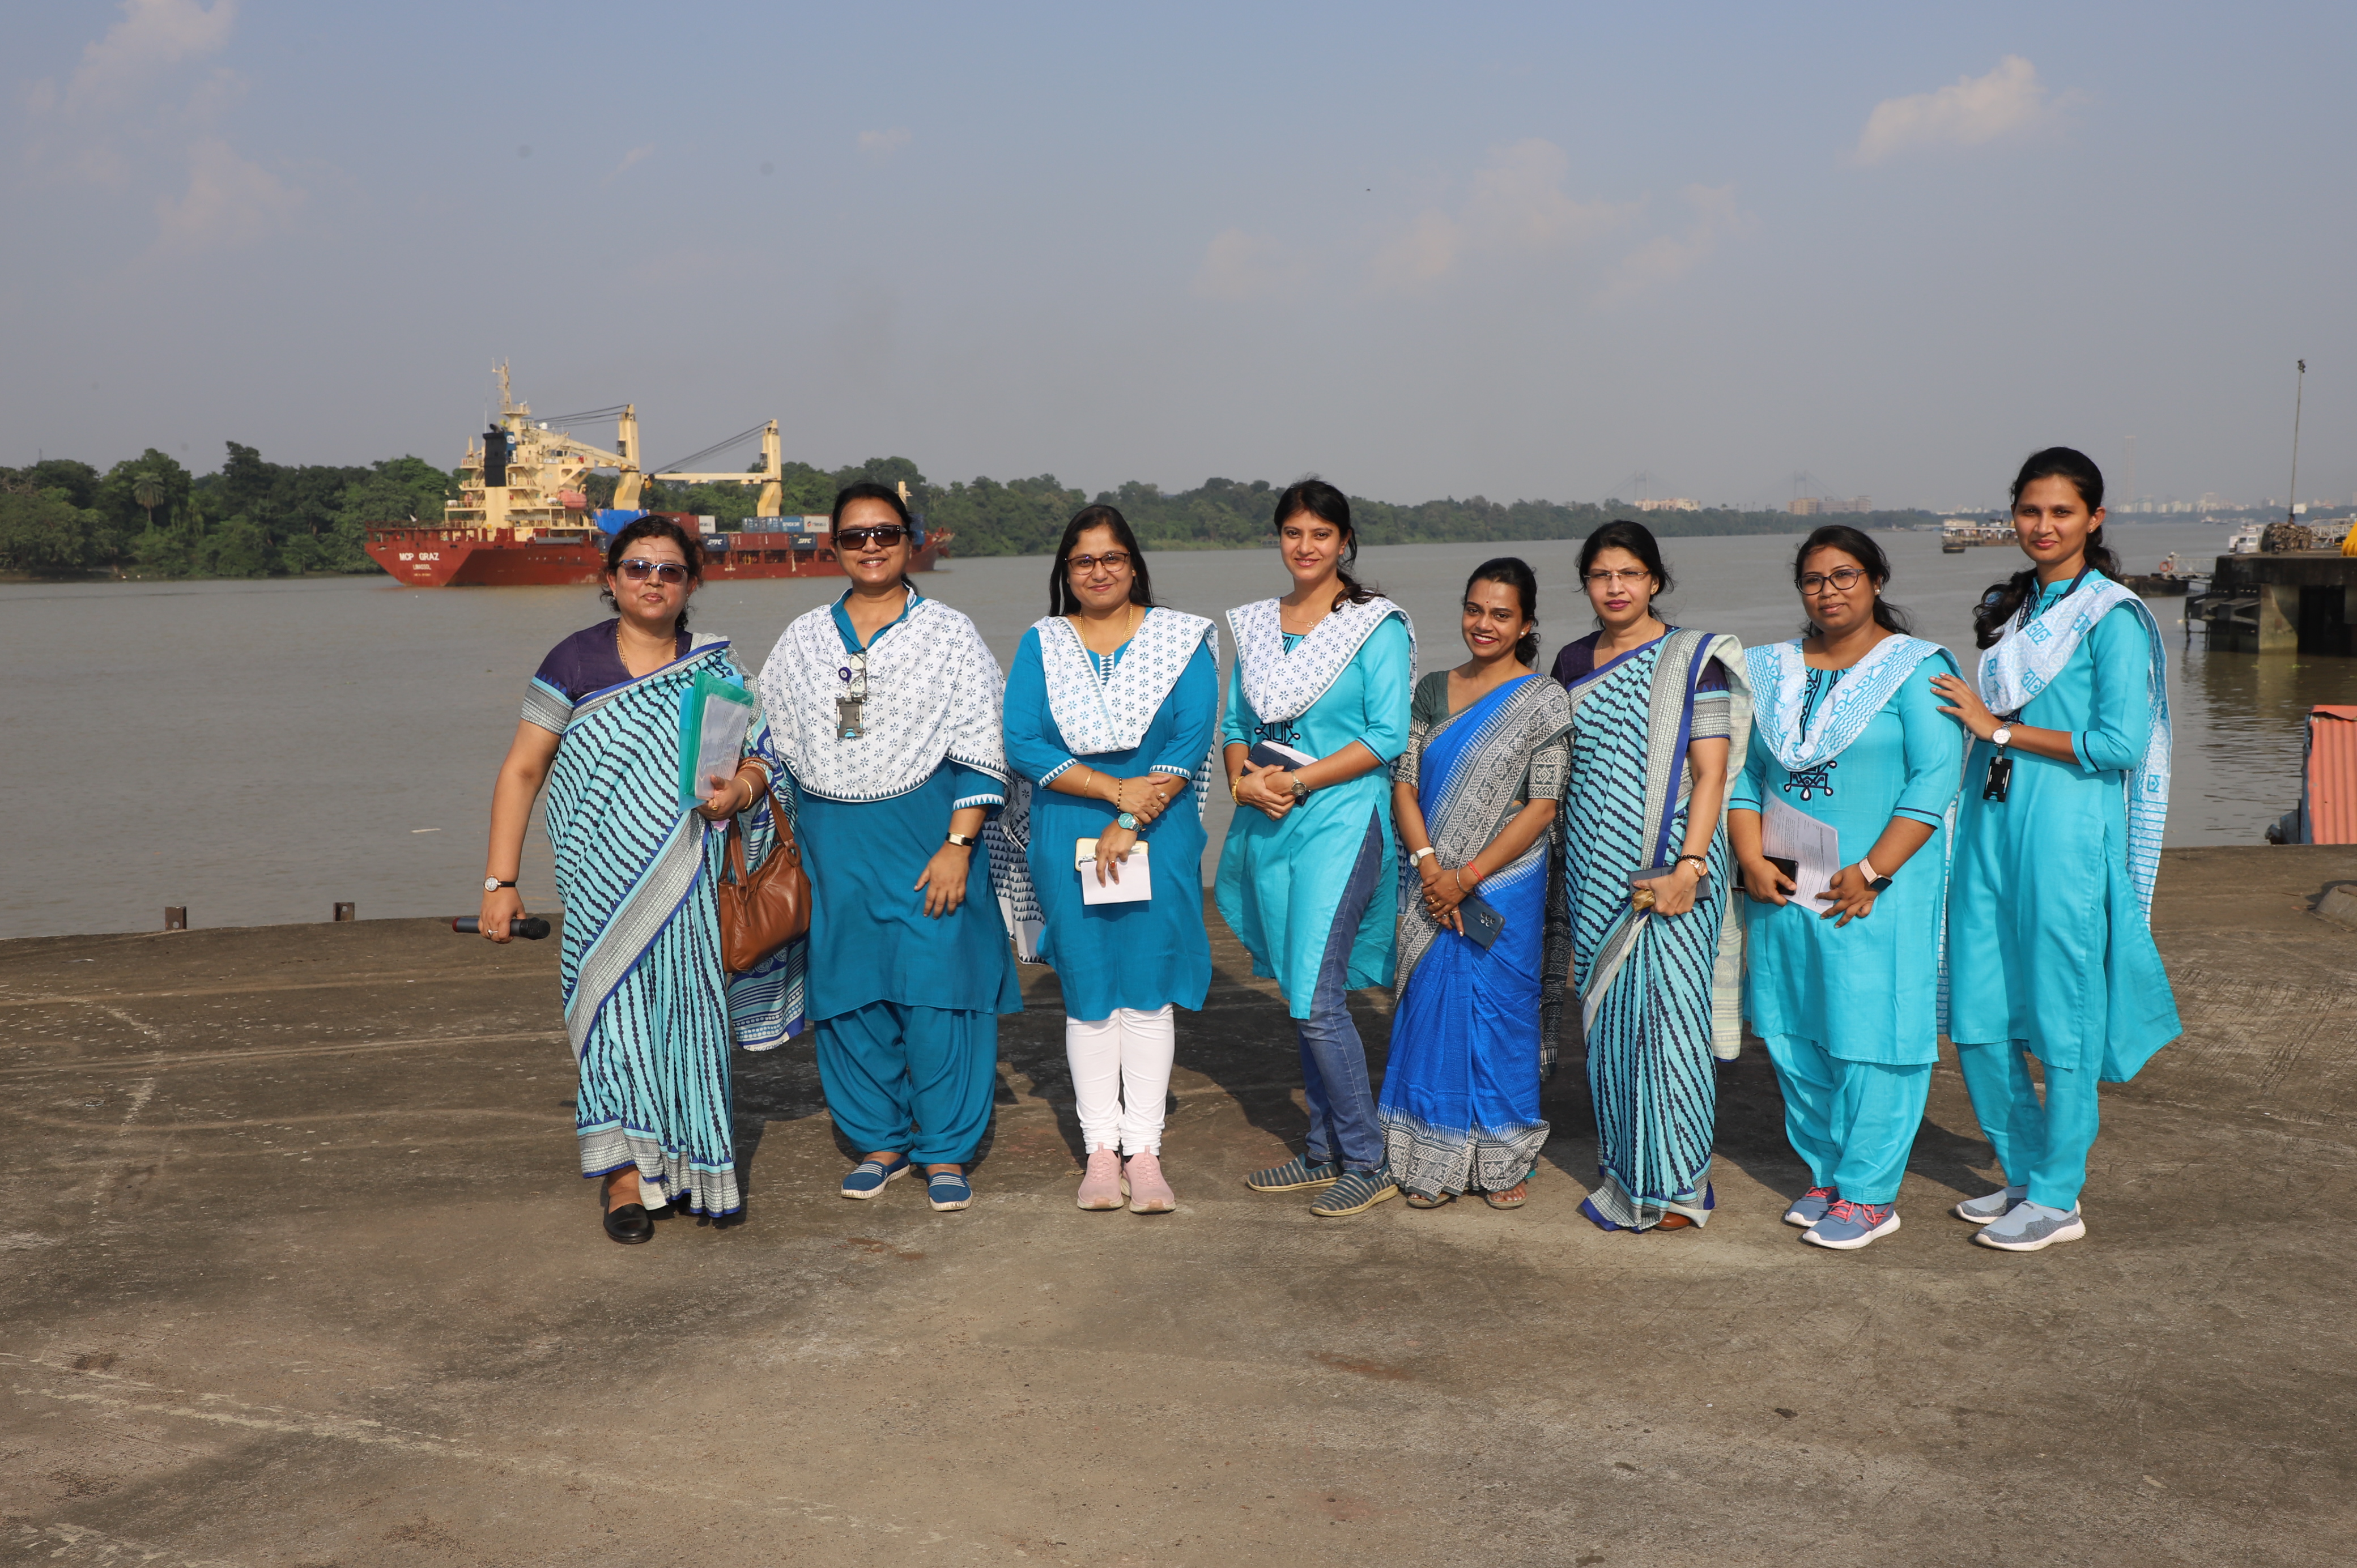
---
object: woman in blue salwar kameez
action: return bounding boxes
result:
[1382,559,1571,1211]
[1730,526,1965,1251]
[478,517,802,1244]
[757,484,1022,1215]
[1931,448,2180,1253]
[1220,480,1415,1220]
[1002,505,1220,1214]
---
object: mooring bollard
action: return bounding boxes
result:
[333,902,356,922]
[164,906,187,931]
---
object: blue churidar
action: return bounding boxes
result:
[814,1000,1002,1165]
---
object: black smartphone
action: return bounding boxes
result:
[1748,855,1799,903]
[1458,893,1505,949]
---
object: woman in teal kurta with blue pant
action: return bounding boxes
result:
[1731,526,1965,1250]
[1932,448,2180,1253]
[1220,480,1415,1219]
[758,485,1023,1213]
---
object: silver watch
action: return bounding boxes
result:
[1990,725,2014,749]
[484,877,517,893]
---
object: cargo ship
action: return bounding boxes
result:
[363,367,948,586]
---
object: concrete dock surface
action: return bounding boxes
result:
[5,845,2354,1567]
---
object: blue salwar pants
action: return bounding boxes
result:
[1763,1035,1930,1208]
[1955,1040,2101,1211]
[816,1001,998,1166]
[1297,816,1389,1174]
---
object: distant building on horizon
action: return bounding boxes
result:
[1789,496,1871,515]
[1636,496,1701,512]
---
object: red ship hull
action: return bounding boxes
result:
[364,525,949,586]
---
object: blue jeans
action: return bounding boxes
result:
[1299,815,1388,1174]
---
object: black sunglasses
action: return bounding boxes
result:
[837,526,909,550]
[615,558,690,584]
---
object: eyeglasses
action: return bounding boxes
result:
[1798,567,1869,594]
[615,559,689,584]
[1583,569,1652,587]
[1066,551,1132,575]
[836,526,909,551]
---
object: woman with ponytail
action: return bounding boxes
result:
[1929,447,2180,1252]
[1381,559,1572,1209]
[1220,480,1416,1218]
[1728,526,1965,1250]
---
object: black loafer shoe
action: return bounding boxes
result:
[603,1200,653,1243]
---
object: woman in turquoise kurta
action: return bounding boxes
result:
[1730,526,1965,1251]
[1002,505,1219,1214]
[756,484,1022,1215]
[1219,480,1415,1220]
[1931,448,2180,1253]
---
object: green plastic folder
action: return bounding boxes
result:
[678,672,758,809]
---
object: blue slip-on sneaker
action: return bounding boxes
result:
[1783,1186,1838,1228]
[926,1169,973,1212]
[1309,1166,1399,1218]
[1803,1199,1901,1250]
[840,1154,911,1200]
[1952,1184,2027,1225]
[1244,1156,1341,1194]
[1973,1201,2084,1251]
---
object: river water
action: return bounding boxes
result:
[3,521,2345,940]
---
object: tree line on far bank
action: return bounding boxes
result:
[2,442,1931,579]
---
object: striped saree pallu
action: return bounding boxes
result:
[1545,630,1750,1230]
[540,641,805,1218]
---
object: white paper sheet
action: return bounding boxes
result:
[1762,797,1841,911]
[1074,837,1152,905]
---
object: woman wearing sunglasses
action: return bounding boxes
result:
[755,482,1022,1214]
[1220,480,1415,1220]
[1931,448,2179,1252]
[1001,506,1219,1213]
[1727,526,1964,1250]
[477,515,798,1243]
[1545,519,1748,1233]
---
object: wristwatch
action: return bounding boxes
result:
[944,832,979,849]
[484,877,517,893]
[1990,725,2014,749]
[1287,773,1311,803]
[1115,811,1140,830]
[1409,846,1437,867]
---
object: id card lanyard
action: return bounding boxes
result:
[1984,563,2092,803]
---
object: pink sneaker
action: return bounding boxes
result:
[1076,1148,1125,1211]
[1124,1151,1176,1214]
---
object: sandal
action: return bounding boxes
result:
[1482,1183,1528,1210]
[1403,1189,1456,1209]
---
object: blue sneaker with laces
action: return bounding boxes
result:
[926,1169,973,1212]
[1783,1186,1837,1228]
[1803,1198,1900,1250]
[840,1154,911,1199]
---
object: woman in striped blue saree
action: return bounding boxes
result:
[1545,521,1749,1233]
[479,518,801,1244]
[1384,559,1572,1210]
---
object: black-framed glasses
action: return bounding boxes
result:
[1066,551,1132,575]
[837,526,909,550]
[1798,566,1868,594]
[615,558,689,584]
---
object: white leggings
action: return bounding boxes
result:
[1065,1006,1176,1156]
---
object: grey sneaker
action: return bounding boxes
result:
[1973,1201,2085,1251]
[1783,1186,1837,1228]
[1309,1168,1400,1218]
[1245,1156,1340,1193]
[1952,1184,2028,1225]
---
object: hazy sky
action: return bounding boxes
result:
[6,2,2352,512]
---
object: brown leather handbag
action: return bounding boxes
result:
[716,778,810,974]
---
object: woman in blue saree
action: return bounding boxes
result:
[1931,447,2180,1253]
[757,483,1023,1215]
[478,517,802,1244]
[1730,526,1965,1250]
[1383,559,1572,1210]
[1545,521,1748,1233]
[1002,506,1219,1215]
[1219,480,1415,1220]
